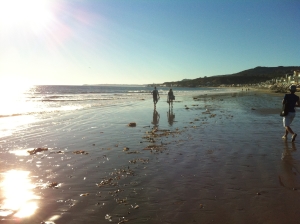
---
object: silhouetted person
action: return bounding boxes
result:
[282,85,300,142]
[152,87,159,106]
[167,88,175,107]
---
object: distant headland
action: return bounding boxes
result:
[148,66,300,88]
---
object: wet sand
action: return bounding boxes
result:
[1,89,300,224]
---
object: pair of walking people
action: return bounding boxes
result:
[282,85,299,142]
[151,87,174,106]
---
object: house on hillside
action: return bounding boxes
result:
[283,70,300,84]
[294,70,300,83]
[285,73,294,84]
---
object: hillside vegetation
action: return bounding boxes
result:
[163,66,300,87]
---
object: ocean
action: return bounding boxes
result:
[0,85,237,138]
[0,85,239,116]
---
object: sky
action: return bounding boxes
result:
[0,0,299,85]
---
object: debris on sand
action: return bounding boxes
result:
[97,178,114,187]
[27,147,48,155]
[105,214,112,221]
[128,122,136,127]
[126,151,140,154]
[202,109,211,114]
[118,217,129,223]
[80,193,89,196]
[47,182,60,188]
[73,150,89,155]
[144,144,165,151]
[129,158,149,164]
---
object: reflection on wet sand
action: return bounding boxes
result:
[167,107,175,126]
[0,170,39,219]
[280,142,300,189]
[281,141,297,160]
[151,109,160,127]
[0,115,37,138]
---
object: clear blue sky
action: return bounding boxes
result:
[0,0,299,85]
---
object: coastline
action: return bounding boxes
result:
[1,89,300,223]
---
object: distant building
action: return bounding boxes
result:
[285,73,294,84]
[294,70,300,83]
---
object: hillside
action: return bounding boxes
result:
[163,66,300,87]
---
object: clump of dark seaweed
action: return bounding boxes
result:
[27,147,48,155]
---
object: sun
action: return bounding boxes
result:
[0,0,53,31]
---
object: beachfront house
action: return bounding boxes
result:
[294,70,300,83]
[287,71,300,84]
[285,73,294,84]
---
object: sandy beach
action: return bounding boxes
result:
[1,89,300,224]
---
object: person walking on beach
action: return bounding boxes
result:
[152,87,159,105]
[167,88,175,106]
[282,85,300,142]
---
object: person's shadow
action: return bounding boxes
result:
[281,141,297,160]
[151,108,160,127]
[167,107,175,126]
[280,141,299,189]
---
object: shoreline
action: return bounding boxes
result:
[1,89,300,223]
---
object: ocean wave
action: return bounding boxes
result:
[0,114,23,118]
[41,97,133,102]
[128,90,151,93]
[0,105,85,119]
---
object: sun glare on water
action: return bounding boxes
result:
[0,77,34,114]
[0,78,37,137]
[0,170,39,218]
[0,0,53,31]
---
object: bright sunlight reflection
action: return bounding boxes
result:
[0,77,34,115]
[0,77,33,100]
[0,0,53,30]
[0,170,39,218]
